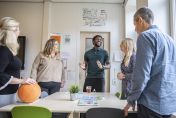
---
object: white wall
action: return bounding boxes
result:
[149,0,170,34]
[170,0,176,39]
[0,2,43,77]
[125,0,137,40]
[125,0,170,39]
[50,3,124,92]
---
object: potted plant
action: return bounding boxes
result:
[115,92,121,99]
[69,85,79,101]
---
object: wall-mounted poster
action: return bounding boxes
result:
[50,33,62,51]
[82,8,107,26]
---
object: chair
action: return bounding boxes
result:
[86,107,124,118]
[11,106,52,118]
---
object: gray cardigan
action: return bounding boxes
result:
[30,52,65,83]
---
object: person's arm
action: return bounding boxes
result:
[124,54,136,81]
[103,62,110,69]
[79,61,87,70]
[117,72,125,80]
[30,53,41,80]
[124,34,155,116]
[79,53,88,70]
[84,61,88,70]
[0,75,36,90]
[10,77,36,84]
[61,60,66,88]
[127,34,154,105]
[104,50,110,69]
[96,50,111,70]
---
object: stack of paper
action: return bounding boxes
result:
[78,95,98,106]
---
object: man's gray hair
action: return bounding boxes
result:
[134,7,154,25]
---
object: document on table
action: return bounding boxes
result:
[77,95,98,106]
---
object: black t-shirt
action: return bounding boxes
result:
[84,48,109,78]
[0,46,22,94]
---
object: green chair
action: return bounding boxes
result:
[11,106,52,118]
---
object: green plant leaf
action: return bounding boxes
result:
[115,92,121,98]
[69,85,80,93]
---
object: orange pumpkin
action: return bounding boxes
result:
[17,83,41,103]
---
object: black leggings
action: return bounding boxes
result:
[38,82,61,95]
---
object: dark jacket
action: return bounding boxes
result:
[120,53,136,99]
[0,46,21,94]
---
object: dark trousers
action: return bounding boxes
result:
[121,80,128,100]
[52,113,68,118]
[83,78,105,92]
[38,82,61,95]
[137,104,171,118]
[0,112,12,118]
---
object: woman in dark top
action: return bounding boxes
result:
[0,17,35,118]
[117,38,136,99]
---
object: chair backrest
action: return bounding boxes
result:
[11,106,52,118]
[86,107,124,118]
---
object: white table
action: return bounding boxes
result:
[74,92,128,113]
[0,92,136,118]
[0,92,75,113]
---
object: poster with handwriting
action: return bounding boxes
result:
[82,8,107,26]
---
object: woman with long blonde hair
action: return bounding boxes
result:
[117,38,136,99]
[0,17,36,118]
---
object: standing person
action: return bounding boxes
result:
[0,17,36,118]
[79,35,110,92]
[117,38,136,99]
[30,38,65,95]
[124,7,176,118]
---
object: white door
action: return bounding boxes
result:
[79,32,110,92]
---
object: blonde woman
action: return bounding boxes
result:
[117,38,136,99]
[0,17,36,118]
[30,39,65,95]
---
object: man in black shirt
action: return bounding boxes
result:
[79,35,110,92]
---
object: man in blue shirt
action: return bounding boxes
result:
[79,35,110,92]
[124,7,176,118]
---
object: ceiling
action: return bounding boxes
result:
[0,0,125,4]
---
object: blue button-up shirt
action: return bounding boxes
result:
[127,25,176,115]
